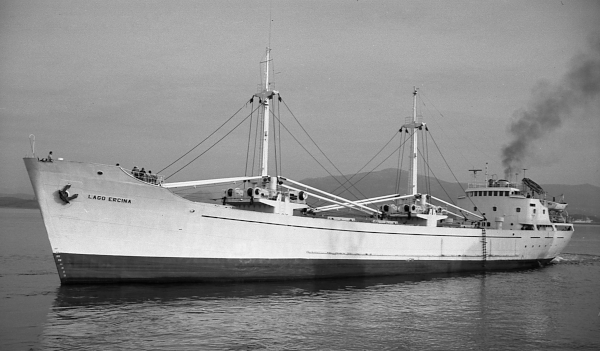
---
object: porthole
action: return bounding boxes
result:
[97,171,103,175]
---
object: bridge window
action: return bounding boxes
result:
[493,206,497,211]
[516,207,521,212]
[494,191,498,196]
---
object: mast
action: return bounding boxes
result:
[408,88,419,195]
[399,87,424,196]
[253,47,279,179]
[260,47,271,177]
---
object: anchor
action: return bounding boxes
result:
[58,184,78,204]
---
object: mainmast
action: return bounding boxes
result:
[403,87,423,195]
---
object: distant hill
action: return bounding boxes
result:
[299,168,600,217]
[3,171,597,217]
[179,168,599,218]
[540,184,600,217]
[300,168,462,204]
[0,196,38,209]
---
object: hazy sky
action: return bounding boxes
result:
[1,0,599,195]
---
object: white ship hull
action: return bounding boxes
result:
[25,158,574,284]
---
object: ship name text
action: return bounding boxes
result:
[88,194,132,204]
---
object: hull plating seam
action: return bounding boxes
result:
[202,214,528,239]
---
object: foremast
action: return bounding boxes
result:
[255,47,278,177]
[163,48,381,217]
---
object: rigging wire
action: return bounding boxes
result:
[272,99,279,177]
[278,98,370,201]
[164,104,261,180]
[425,129,466,195]
[395,130,407,194]
[277,98,282,175]
[419,126,425,193]
[158,102,250,174]
[244,100,256,177]
[268,112,367,203]
[316,129,401,204]
[318,129,415,211]
[268,113,342,183]
[424,127,432,196]
[415,147,456,206]
[425,129,485,218]
[419,91,492,167]
[252,103,261,176]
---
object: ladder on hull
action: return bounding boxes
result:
[482,228,487,268]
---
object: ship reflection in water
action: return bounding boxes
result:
[41,262,599,350]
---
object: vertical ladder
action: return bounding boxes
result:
[481,228,487,268]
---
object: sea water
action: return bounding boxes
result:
[1,208,599,350]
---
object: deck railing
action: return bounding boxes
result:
[123,168,164,185]
[467,181,518,189]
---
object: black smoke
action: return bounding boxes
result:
[501,37,600,177]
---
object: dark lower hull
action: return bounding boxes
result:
[54,253,554,284]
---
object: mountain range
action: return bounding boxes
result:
[298,168,600,219]
[3,169,598,220]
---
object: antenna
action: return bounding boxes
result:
[484,162,489,182]
[269,3,273,49]
[468,169,482,182]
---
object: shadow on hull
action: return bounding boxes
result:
[54,253,554,285]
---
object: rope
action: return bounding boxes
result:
[158,101,251,174]
[272,99,279,177]
[395,131,407,194]
[426,129,484,218]
[424,127,432,196]
[314,129,414,209]
[419,91,491,166]
[251,104,261,176]
[164,104,261,180]
[320,130,400,201]
[416,147,456,206]
[311,129,413,209]
[277,98,282,175]
[346,130,414,196]
[244,100,255,177]
[279,97,369,201]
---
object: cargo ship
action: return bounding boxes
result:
[24,48,574,284]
